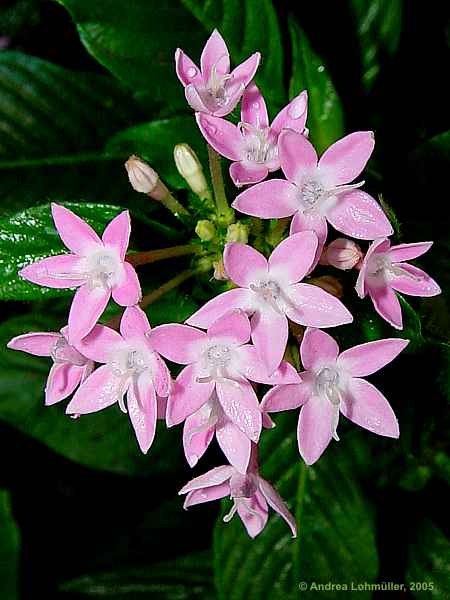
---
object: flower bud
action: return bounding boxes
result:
[196,256,214,273]
[309,275,343,298]
[213,259,228,281]
[226,222,249,244]
[321,238,363,270]
[174,144,210,198]
[125,155,169,201]
[195,220,216,242]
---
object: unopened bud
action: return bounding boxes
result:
[195,220,216,242]
[309,275,343,298]
[226,222,249,244]
[125,155,169,200]
[320,238,363,270]
[213,259,228,281]
[196,256,214,273]
[174,144,211,199]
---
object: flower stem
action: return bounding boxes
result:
[153,190,191,219]
[207,144,234,224]
[126,244,197,267]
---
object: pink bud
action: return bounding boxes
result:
[321,238,363,270]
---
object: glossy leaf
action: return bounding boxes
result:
[0,490,20,600]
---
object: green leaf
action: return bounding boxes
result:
[350,0,403,91]
[182,0,285,109]
[0,490,20,600]
[406,520,450,599]
[0,313,184,475]
[288,18,345,154]
[56,0,203,111]
[149,288,198,326]
[213,413,378,600]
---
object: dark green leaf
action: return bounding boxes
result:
[0,490,20,600]
[213,413,378,599]
[149,288,198,326]
[288,18,345,153]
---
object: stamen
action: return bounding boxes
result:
[325,180,365,199]
[223,500,238,523]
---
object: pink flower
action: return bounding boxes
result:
[66,306,170,454]
[7,326,93,406]
[179,447,296,538]
[186,232,353,374]
[320,238,363,270]
[232,129,393,264]
[262,328,409,465]
[356,238,441,329]
[149,309,299,453]
[196,82,308,187]
[19,204,141,344]
[175,29,260,117]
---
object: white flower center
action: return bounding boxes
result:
[367,253,422,284]
[239,123,278,165]
[249,279,294,314]
[197,343,239,386]
[315,367,342,441]
[51,336,87,366]
[109,346,151,378]
[84,249,122,290]
[297,178,365,216]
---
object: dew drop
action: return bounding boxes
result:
[317,65,325,73]
[252,102,259,110]
[206,124,217,135]
[187,66,197,78]
[288,97,306,119]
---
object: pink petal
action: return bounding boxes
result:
[258,478,297,537]
[183,407,215,467]
[19,254,85,289]
[7,332,60,356]
[326,190,393,240]
[355,237,391,298]
[241,83,269,128]
[338,338,409,377]
[216,380,262,442]
[232,179,299,218]
[179,465,234,494]
[369,285,403,329]
[268,231,318,284]
[262,412,276,428]
[111,262,141,306]
[45,363,84,405]
[261,382,310,413]
[387,242,433,263]
[229,52,261,88]
[271,91,308,135]
[196,113,242,161]
[66,365,121,414]
[175,48,202,87]
[149,324,205,364]
[287,283,353,328]
[184,483,230,508]
[68,285,111,345]
[318,131,375,185]
[237,491,268,538]
[279,129,318,185]
[389,264,441,297]
[236,345,301,385]
[251,308,288,375]
[185,84,209,113]
[229,162,269,187]
[51,203,101,255]
[300,327,339,370]
[74,324,122,363]
[207,309,251,346]
[102,211,130,261]
[341,378,399,437]
[297,397,334,465]
[152,354,171,398]
[289,211,328,272]
[166,364,214,426]
[223,242,267,287]
[186,288,254,329]
[127,375,157,454]
[120,305,151,340]
[216,417,251,474]
[200,29,230,80]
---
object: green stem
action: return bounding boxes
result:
[126,244,197,267]
[293,463,308,587]
[157,190,191,218]
[140,269,193,310]
[207,144,234,224]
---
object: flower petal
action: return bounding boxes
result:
[196,113,242,161]
[232,179,299,218]
[279,129,318,185]
[7,332,60,356]
[236,345,301,385]
[152,354,171,398]
[258,478,297,537]
[166,364,214,426]
[185,84,209,113]
[368,285,403,329]
[341,378,399,437]
[75,323,123,363]
[207,309,251,346]
[268,231,318,284]
[389,264,441,297]
[102,211,130,260]
[51,203,101,255]
[271,90,308,135]
[68,285,111,345]
[261,381,310,413]
[127,375,157,454]
[184,484,230,508]
[289,211,328,272]
[186,288,254,329]
[200,29,230,80]
[287,283,353,327]
[66,365,121,414]
[241,82,269,128]
[300,327,340,370]
[297,397,334,465]
[229,162,269,187]
[326,190,393,240]
[229,52,260,88]
[19,254,85,289]
[216,417,252,474]
[179,465,234,494]
[112,262,141,306]
[150,324,205,364]
[237,491,268,538]
[318,131,375,185]
[175,48,202,87]
[183,406,215,467]
[120,305,151,340]
[45,363,84,405]
[338,338,409,377]
[224,242,267,287]
[216,380,262,442]
[387,242,433,263]
[251,309,288,375]
[355,237,391,298]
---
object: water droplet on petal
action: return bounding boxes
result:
[206,124,217,135]
[288,97,307,119]
[190,453,199,466]
[187,67,197,78]
[252,102,259,110]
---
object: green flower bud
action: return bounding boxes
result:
[195,220,216,242]
[226,222,249,244]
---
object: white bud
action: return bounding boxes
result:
[125,155,159,193]
[174,144,210,198]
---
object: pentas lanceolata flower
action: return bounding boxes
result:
[6,30,442,540]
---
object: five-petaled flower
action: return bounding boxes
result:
[186,232,353,374]
[19,204,141,344]
[262,328,409,465]
[355,238,441,329]
[197,82,308,187]
[8,326,93,406]
[175,29,260,117]
[66,306,170,454]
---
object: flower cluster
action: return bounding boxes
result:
[8,30,441,539]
